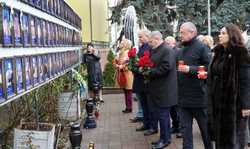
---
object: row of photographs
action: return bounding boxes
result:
[0,50,79,103]
[1,5,82,47]
[19,0,81,30]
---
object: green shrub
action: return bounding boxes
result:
[103,50,116,87]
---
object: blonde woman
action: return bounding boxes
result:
[201,35,214,49]
[114,38,134,113]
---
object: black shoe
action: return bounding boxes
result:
[122,109,132,113]
[151,139,162,145]
[152,140,170,149]
[176,132,183,138]
[130,117,143,123]
[171,127,180,134]
[136,125,148,131]
[144,129,158,136]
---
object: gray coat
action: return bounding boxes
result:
[147,43,178,107]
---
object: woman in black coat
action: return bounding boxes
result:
[207,23,250,149]
[82,43,103,98]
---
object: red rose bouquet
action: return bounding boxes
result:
[127,47,138,71]
[137,51,154,82]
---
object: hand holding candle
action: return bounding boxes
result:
[178,60,189,73]
[197,66,207,79]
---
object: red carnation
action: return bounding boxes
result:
[128,47,137,58]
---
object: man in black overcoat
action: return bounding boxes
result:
[146,31,177,149]
[178,22,212,149]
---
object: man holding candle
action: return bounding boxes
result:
[177,22,212,149]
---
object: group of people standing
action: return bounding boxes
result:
[114,21,250,149]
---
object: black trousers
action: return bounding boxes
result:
[170,105,180,129]
[180,107,212,149]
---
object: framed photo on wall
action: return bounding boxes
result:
[41,19,47,46]
[24,56,32,89]
[4,58,15,98]
[0,60,4,103]
[42,0,48,12]
[37,55,44,83]
[15,57,24,93]
[13,9,22,47]
[29,15,36,46]
[1,6,13,47]
[31,56,38,85]
[42,54,49,79]
[35,17,42,46]
[47,21,51,46]
[22,13,30,47]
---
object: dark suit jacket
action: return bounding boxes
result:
[148,43,178,107]
[132,43,151,93]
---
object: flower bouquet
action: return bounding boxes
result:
[127,47,138,71]
[137,51,154,83]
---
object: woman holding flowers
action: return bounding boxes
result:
[114,38,134,113]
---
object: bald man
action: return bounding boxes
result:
[178,22,212,149]
[147,31,178,149]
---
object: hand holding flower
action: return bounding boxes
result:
[178,64,190,73]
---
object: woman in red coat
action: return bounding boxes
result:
[114,38,134,113]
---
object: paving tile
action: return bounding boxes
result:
[81,94,207,149]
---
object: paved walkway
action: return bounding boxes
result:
[81,94,204,149]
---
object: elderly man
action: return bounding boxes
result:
[165,36,182,137]
[178,22,212,149]
[146,31,177,149]
[131,30,152,132]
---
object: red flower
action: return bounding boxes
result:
[143,50,150,58]
[128,47,137,58]
[137,51,154,68]
[136,50,154,83]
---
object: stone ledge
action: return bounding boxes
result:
[102,87,123,94]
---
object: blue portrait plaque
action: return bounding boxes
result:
[16,58,24,93]
[25,57,31,88]
[22,13,30,47]
[41,19,47,46]
[29,16,36,46]
[2,6,12,46]
[37,55,43,82]
[0,60,4,103]
[32,56,38,85]
[13,10,22,46]
[4,59,14,97]
[36,18,41,46]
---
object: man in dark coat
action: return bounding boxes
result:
[178,22,212,149]
[146,31,177,149]
[131,30,154,132]
[165,36,182,137]
[82,43,103,99]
